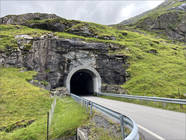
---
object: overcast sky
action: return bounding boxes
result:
[0,0,164,25]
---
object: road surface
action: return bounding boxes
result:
[84,96,186,140]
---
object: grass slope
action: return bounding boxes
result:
[0,68,88,140]
[118,32,186,98]
[0,68,51,139]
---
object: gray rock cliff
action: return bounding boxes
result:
[0,34,127,91]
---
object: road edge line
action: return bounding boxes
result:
[138,124,166,140]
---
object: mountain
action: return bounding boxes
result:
[118,0,186,42]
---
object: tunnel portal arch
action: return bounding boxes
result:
[66,65,101,95]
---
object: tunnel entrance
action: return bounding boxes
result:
[66,66,101,96]
[70,71,93,96]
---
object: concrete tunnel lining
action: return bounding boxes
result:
[66,65,101,95]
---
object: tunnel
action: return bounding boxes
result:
[70,70,93,95]
[66,66,101,96]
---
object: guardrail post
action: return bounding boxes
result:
[90,102,93,116]
[86,101,89,113]
[81,99,83,106]
[180,104,183,109]
[84,101,87,112]
[47,112,49,140]
[120,115,125,140]
[85,101,87,112]
[162,102,166,108]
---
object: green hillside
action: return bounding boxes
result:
[0,19,186,98]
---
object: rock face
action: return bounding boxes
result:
[0,35,127,90]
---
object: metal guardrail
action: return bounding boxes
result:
[71,93,139,140]
[97,92,186,105]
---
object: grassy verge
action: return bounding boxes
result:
[0,68,88,140]
[50,97,89,139]
[98,95,186,113]
[80,112,123,140]
[90,127,121,140]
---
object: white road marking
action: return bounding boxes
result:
[138,124,166,140]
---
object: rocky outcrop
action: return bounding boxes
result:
[119,0,186,42]
[0,13,59,25]
[50,87,69,96]
[25,18,81,33]
[0,13,116,40]
[66,23,96,37]
[0,34,127,90]
[66,23,116,40]
[136,11,186,42]
[0,13,80,33]
[171,3,186,11]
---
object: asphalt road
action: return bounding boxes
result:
[83,96,186,140]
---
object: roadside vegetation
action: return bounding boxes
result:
[49,97,88,139]
[0,68,88,140]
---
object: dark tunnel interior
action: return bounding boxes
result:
[70,71,94,96]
